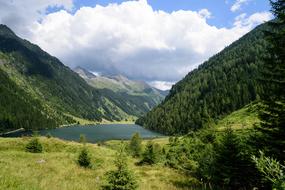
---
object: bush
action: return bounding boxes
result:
[102,145,138,190]
[78,147,91,168]
[129,133,142,158]
[25,138,43,153]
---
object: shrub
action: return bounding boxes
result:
[25,138,43,153]
[78,147,91,168]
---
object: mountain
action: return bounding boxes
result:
[0,25,163,133]
[136,22,269,135]
[74,66,166,101]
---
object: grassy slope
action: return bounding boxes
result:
[215,102,260,131]
[0,137,189,190]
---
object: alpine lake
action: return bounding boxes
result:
[2,124,162,143]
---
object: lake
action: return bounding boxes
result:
[2,124,162,143]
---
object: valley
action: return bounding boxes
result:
[0,0,284,189]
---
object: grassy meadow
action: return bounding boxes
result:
[0,137,193,190]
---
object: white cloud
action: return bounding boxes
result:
[148,81,175,91]
[198,9,212,19]
[0,0,73,37]
[0,0,273,90]
[231,0,250,12]
[234,12,273,28]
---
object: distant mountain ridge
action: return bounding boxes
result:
[74,66,167,99]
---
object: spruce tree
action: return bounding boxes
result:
[139,141,159,165]
[212,128,256,189]
[102,146,138,190]
[78,147,91,168]
[25,137,43,153]
[257,0,285,162]
[129,133,142,158]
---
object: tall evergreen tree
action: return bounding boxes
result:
[212,128,256,189]
[139,141,160,165]
[257,0,285,162]
[129,133,142,158]
[103,145,138,190]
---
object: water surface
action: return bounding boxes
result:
[3,124,162,143]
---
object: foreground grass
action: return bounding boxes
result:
[0,137,191,190]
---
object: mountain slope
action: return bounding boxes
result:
[136,23,269,135]
[0,67,57,133]
[0,24,163,132]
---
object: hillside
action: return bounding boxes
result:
[0,25,164,133]
[0,68,57,133]
[136,22,269,135]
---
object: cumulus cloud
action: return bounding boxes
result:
[0,0,73,37]
[0,0,273,90]
[231,0,250,12]
[234,12,273,28]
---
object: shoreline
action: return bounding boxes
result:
[0,121,137,136]
[59,120,136,128]
[0,128,25,136]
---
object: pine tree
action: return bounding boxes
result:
[139,141,159,165]
[212,128,256,189]
[102,145,138,190]
[79,134,87,144]
[78,147,91,168]
[257,0,285,162]
[129,133,142,158]
[25,137,43,153]
[252,151,285,189]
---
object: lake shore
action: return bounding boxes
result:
[0,127,25,136]
[63,113,136,127]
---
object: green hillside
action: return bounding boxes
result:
[0,24,164,133]
[0,68,57,133]
[136,22,269,135]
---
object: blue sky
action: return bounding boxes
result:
[71,0,271,28]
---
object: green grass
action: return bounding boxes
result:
[216,103,260,131]
[0,137,192,190]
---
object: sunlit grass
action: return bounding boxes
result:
[0,137,191,190]
[216,103,260,131]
